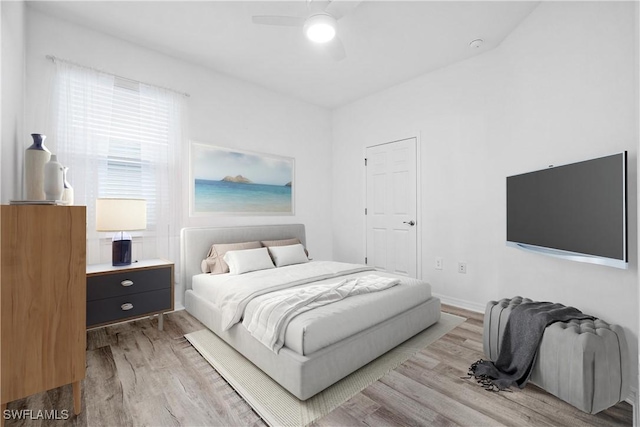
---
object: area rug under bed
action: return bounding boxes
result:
[184,312,465,427]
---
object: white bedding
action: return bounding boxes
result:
[191,261,433,355]
[243,274,400,353]
[194,261,372,329]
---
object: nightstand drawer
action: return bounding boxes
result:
[87,288,172,327]
[87,266,171,301]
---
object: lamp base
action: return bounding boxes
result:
[112,239,132,266]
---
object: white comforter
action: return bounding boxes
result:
[215,261,373,330]
[242,275,400,353]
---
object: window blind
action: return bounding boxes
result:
[52,60,184,265]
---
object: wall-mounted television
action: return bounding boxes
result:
[506,152,627,269]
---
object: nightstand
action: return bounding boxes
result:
[86,259,174,330]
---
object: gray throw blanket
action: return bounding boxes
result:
[469,301,595,391]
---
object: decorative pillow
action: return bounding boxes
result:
[202,241,262,274]
[261,238,309,257]
[223,247,275,275]
[267,244,309,267]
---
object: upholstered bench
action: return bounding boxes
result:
[483,297,630,414]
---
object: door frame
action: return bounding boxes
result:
[363,131,423,280]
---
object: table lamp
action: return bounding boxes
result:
[96,198,147,266]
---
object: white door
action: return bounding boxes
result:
[366,138,418,277]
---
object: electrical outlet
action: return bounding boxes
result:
[435,257,443,270]
[458,262,467,274]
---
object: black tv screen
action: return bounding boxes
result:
[506,152,627,268]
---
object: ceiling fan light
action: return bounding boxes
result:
[304,14,336,43]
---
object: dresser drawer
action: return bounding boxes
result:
[87,288,172,327]
[87,266,171,301]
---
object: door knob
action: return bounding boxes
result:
[403,220,416,226]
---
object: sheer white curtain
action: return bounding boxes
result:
[51,61,185,267]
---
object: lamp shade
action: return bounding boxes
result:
[96,198,147,231]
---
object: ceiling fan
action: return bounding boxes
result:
[251,0,362,61]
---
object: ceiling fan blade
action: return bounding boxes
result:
[324,0,363,20]
[308,0,331,13]
[323,36,347,61]
[251,15,305,27]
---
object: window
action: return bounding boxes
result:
[97,78,172,230]
[52,60,184,264]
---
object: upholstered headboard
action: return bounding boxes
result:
[180,224,306,291]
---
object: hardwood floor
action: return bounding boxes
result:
[5,310,264,427]
[4,305,633,426]
[315,305,633,427]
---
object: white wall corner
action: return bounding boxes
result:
[433,292,485,314]
[1,0,27,203]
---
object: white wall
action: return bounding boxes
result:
[1,1,26,203]
[22,8,334,304]
[1,1,2,187]
[333,0,639,391]
[636,0,640,422]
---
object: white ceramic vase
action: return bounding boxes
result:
[61,166,74,205]
[24,134,51,200]
[44,154,64,201]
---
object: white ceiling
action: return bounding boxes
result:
[28,1,539,109]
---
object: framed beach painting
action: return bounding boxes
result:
[190,142,294,215]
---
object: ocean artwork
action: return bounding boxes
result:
[191,143,294,214]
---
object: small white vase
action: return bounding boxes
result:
[25,133,51,200]
[44,154,64,201]
[61,166,74,205]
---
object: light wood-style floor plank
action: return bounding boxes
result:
[4,305,633,427]
[379,370,506,427]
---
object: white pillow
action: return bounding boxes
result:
[223,247,275,275]
[267,244,309,267]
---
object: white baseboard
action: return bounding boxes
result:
[433,293,485,313]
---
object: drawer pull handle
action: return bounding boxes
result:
[121,280,134,287]
[121,303,134,311]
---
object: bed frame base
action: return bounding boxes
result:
[185,289,441,400]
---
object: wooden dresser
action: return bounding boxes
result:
[0,205,86,422]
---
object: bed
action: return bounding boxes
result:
[182,224,441,400]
